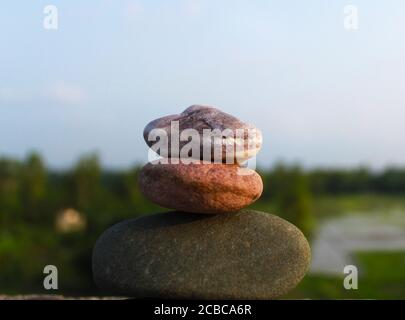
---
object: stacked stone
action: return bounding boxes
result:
[92,105,311,299]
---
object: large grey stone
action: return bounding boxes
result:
[92,210,311,299]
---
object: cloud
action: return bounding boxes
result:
[0,82,87,106]
[182,0,203,17]
[126,1,144,19]
[0,87,31,103]
[45,82,87,105]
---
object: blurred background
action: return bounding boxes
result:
[1,0,405,299]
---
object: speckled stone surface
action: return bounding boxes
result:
[138,161,263,214]
[143,105,262,163]
[92,210,311,299]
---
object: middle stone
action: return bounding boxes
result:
[139,161,263,214]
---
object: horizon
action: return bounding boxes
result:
[2,150,405,173]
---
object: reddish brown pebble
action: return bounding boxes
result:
[138,161,263,214]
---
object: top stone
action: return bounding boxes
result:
[143,105,262,164]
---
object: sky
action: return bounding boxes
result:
[1,0,405,169]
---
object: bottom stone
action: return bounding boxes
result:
[92,210,311,299]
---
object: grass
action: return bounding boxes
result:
[251,193,405,220]
[252,194,405,299]
[312,193,405,219]
[283,251,405,300]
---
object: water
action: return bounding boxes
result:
[310,210,405,274]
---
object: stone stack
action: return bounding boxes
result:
[92,105,311,299]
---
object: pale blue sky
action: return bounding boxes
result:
[1,1,405,169]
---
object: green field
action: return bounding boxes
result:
[284,251,405,299]
[252,193,405,220]
[252,194,405,300]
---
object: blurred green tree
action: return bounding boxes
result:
[0,157,22,224]
[20,153,47,222]
[272,164,315,237]
[70,153,101,211]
